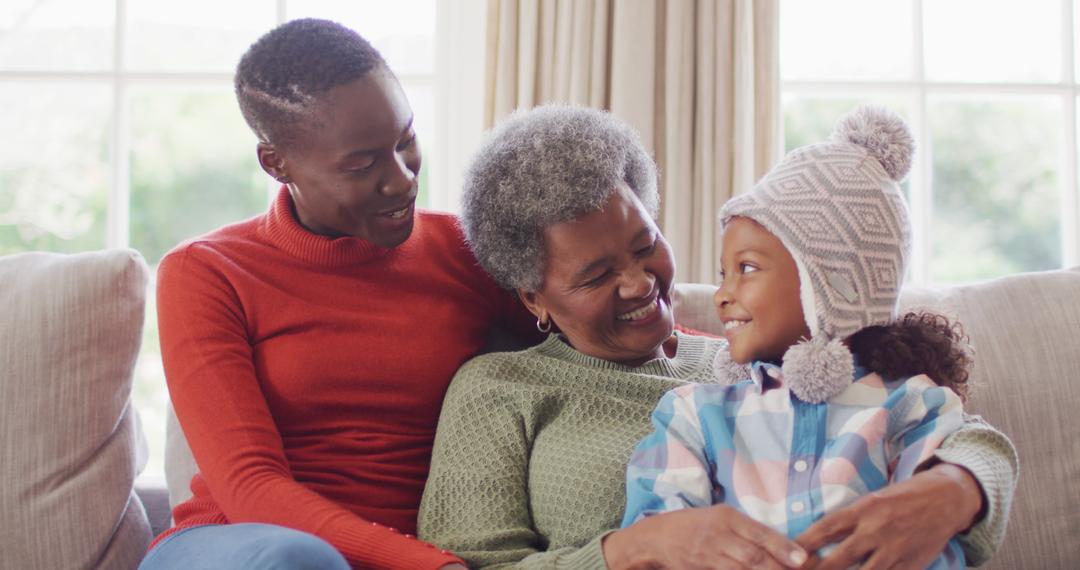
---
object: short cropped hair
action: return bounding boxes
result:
[462,105,659,291]
[235,18,385,148]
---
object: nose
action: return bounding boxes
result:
[619,264,656,300]
[380,151,416,197]
[714,280,732,310]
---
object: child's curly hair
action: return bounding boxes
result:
[847,312,973,402]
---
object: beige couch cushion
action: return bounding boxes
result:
[0,250,153,569]
[899,268,1080,570]
[673,268,1080,569]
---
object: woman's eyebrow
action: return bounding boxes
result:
[573,256,614,283]
[339,149,378,162]
[338,117,416,161]
[632,227,653,242]
[570,228,654,283]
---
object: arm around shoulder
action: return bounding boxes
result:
[934,414,1019,566]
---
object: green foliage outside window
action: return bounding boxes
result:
[930,100,1060,282]
[784,95,1061,284]
[130,89,268,264]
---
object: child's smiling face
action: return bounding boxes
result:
[714,217,811,364]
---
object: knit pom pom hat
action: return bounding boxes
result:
[715,105,914,403]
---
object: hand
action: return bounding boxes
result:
[796,463,983,569]
[603,505,808,570]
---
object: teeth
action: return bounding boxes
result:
[724,320,748,330]
[387,207,408,219]
[617,300,658,321]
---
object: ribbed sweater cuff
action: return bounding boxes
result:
[934,427,1019,567]
[333,525,463,569]
[557,532,613,569]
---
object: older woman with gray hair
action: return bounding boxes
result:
[417,105,1016,569]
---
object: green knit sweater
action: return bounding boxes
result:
[418,333,1017,569]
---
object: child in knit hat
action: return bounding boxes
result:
[621,106,972,569]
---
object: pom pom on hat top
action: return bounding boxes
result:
[713,105,915,403]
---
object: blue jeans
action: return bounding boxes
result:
[138,523,350,570]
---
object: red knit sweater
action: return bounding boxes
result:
[153,188,534,569]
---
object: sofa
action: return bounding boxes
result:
[2,248,1077,569]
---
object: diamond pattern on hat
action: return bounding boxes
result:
[714,105,916,401]
[774,207,851,252]
[720,140,911,342]
[866,254,901,298]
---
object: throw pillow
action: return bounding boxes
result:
[0,249,152,569]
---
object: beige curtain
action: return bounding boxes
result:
[484,0,779,283]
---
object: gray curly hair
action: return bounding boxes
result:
[462,105,659,291]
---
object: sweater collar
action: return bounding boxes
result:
[261,186,396,267]
[534,331,710,380]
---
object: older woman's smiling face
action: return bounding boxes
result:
[519,184,676,366]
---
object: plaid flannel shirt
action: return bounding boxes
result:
[622,361,966,569]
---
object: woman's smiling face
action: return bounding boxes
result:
[714,216,810,364]
[260,68,421,248]
[519,184,676,366]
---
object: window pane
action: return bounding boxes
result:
[930,97,1061,283]
[782,94,916,203]
[286,0,435,75]
[129,87,268,477]
[129,87,267,265]
[0,83,111,254]
[784,94,914,151]
[0,0,114,71]
[127,0,276,72]
[925,0,1060,83]
[780,0,913,81]
[783,94,914,198]
[1076,0,1080,83]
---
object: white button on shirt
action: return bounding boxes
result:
[794,460,808,472]
[791,501,805,513]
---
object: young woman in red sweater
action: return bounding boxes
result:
[139,19,532,570]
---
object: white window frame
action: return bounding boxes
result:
[780,0,1080,286]
[1,0,484,480]
[432,0,488,213]
[0,0,477,252]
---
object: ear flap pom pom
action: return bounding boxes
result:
[712,344,752,385]
[781,336,854,404]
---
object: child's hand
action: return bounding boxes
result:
[795,463,982,569]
